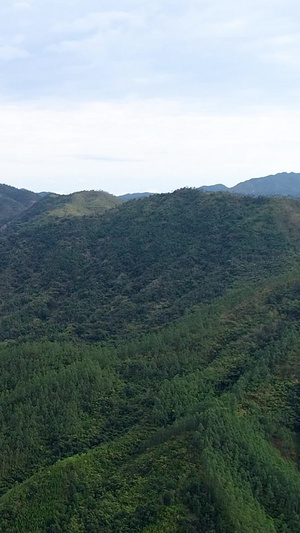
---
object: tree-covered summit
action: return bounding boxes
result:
[0,188,300,342]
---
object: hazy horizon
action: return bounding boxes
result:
[2,169,299,197]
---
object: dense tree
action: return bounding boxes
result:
[1,190,300,530]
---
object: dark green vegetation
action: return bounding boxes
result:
[1,188,300,531]
[1,189,300,343]
[201,171,300,197]
[0,184,39,226]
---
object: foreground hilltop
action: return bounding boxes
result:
[1,188,300,531]
[0,188,299,342]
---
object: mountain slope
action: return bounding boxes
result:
[1,274,300,531]
[200,172,300,197]
[199,183,229,192]
[119,192,154,201]
[0,189,300,342]
[0,183,39,225]
[1,188,300,531]
[232,172,300,196]
[11,189,123,226]
[42,190,123,218]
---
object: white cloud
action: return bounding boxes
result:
[0,45,29,61]
[13,2,32,10]
[0,0,299,107]
[248,31,300,67]
[53,10,144,34]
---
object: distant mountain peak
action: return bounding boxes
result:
[200,172,300,197]
[118,192,154,201]
[199,184,229,192]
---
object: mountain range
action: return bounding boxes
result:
[1,174,300,531]
[120,172,300,201]
[2,171,300,229]
[200,171,300,196]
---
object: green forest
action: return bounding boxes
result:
[1,188,300,531]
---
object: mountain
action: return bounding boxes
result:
[200,172,300,197]
[118,192,154,201]
[199,183,229,192]
[232,172,300,196]
[1,188,300,531]
[0,183,39,226]
[43,190,122,217]
[1,188,299,343]
[28,189,120,219]
[3,189,123,229]
[37,191,51,197]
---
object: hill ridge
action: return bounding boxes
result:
[200,171,300,197]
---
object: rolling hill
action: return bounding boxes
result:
[6,189,122,227]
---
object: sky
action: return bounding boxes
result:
[0,0,300,194]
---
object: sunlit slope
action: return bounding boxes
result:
[13,189,123,224]
[1,428,294,533]
[0,189,300,342]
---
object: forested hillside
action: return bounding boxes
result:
[1,189,299,342]
[1,189,300,532]
[0,184,39,226]
[6,189,122,226]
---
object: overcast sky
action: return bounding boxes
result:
[1,0,300,194]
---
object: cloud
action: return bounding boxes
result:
[53,10,144,34]
[0,0,298,107]
[0,45,29,61]
[13,2,31,10]
[78,155,142,162]
[248,31,300,67]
